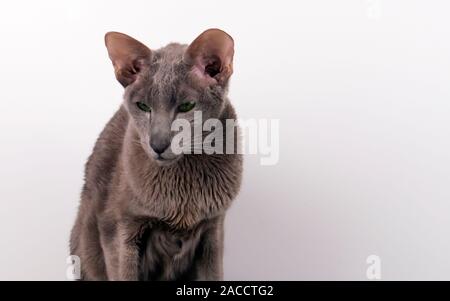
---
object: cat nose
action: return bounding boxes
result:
[150,141,170,155]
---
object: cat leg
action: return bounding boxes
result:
[192,216,225,280]
[117,221,141,281]
[71,212,108,281]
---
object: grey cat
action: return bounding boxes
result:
[70,29,242,280]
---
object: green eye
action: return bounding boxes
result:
[178,101,196,113]
[136,102,151,112]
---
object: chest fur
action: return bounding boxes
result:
[137,218,208,280]
[123,151,242,228]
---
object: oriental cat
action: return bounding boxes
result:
[70,29,242,280]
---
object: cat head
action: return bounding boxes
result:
[105,29,234,166]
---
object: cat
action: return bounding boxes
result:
[69,29,242,280]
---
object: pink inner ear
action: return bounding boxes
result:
[184,28,234,87]
[191,65,217,87]
[190,56,221,87]
[105,31,152,87]
[204,57,221,77]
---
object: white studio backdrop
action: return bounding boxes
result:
[0,0,449,280]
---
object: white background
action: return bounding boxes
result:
[0,0,449,280]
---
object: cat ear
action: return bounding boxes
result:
[104,32,152,87]
[184,28,234,87]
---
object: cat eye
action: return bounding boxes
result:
[178,101,196,113]
[136,101,151,112]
